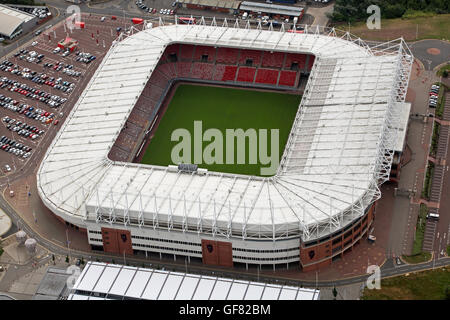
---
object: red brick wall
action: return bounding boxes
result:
[300,203,375,271]
[101,228,133,255]
[299,239,331,266]
[201,239,233,267]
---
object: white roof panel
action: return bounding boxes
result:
[141,271,168,300]
[109,267,137,296]
[125,270,153,298]
[70,262,319,300]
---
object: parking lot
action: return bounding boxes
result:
[0,13,133,178]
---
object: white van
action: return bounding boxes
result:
[242,12,248,20]
[427,212,439,220]
[101,16,106,22]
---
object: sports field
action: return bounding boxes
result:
[141,84,301,176]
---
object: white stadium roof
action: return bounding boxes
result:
[37,19,413,242]
[69,261,320,300]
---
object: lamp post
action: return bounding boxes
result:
[66,228,71,262]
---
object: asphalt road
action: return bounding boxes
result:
[0,0,449,290]
[409,40,450,70]
[1,189,449,289]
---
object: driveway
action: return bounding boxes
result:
[306,3,335,27]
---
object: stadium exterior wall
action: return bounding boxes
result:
[37,21,413,271]
[60,201,375,270]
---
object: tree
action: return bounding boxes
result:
[80,257,85,265]
[443,70,448,78]
[65,255,69,263]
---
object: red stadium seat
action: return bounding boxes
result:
[213,64,226,81]
[261,51,285,68]
[191,62,214,80]
[149,68,170,90]
[179,44,195,61]
[279,70,297,87]
[216,47,239,64]
[222,66,238,81]
[239,49,262,66]
[161,44,180,62]
[193,45,216,62]
[236,67,256,82]
[157,63,176,79]
[255,68,279,85]
[176,62,192,78]
[284,53,307,70]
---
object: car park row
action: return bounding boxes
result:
[429,84,440,108]
[1,60,75,94]
[0,94,58,125]
[136,0,176,15]
[43,60,82,78]
[0,135,32,159]
[75,51,97,64]
[0,75,66,108]
[14,48,45,64]
[2,116,45,140]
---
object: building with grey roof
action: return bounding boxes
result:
[0,4,37,40]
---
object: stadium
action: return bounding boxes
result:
[37,18,413,271]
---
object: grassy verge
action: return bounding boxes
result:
[332,14,450,41]
[421,161,434,199]
[436,64,450,78]
[362,266,450,300]
[402,252,432,264]
[410,204,428,255]
[429,122,440,157]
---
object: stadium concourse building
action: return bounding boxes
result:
[37,18,413,272]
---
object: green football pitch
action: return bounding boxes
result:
[140,84,301,176]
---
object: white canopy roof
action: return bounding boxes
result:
[37,22,413,242]
[69,261,320,300]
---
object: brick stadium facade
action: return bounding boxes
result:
[52,200,376,271]
[37,23,413,273]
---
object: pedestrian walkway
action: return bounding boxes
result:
[443,93,450,121]
[422,219,437,252]
[0,208,12,237]
[422,90,449,252]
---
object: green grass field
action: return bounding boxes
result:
[141,84,301,176]
[333,13,450,41]
[362,267,450,300]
